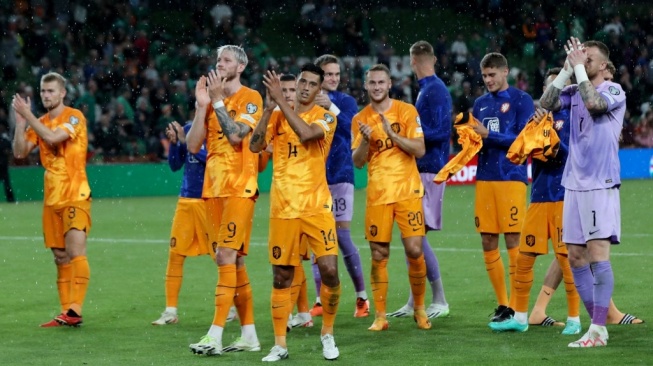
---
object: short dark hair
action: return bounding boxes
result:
[314,54,340,68]
[300,63,324,83]
[280,73,296,82]
[410,40,434,57]
[480,52,508,69]
[583,40,610,60]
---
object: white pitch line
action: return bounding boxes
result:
[2,235,651,256]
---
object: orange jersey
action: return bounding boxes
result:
[26,107,90,206]
[352,100,424,205]
[203,86,263,198]
[266,104,337,219]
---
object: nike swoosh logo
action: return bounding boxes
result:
[276,131,286,136]
[480,107,488,111]
[508,223,518,227]
[272,305,285,309]
[589,230,599,235]
[412,227,420,231]
[543,291,551,296]
[325,246,335,251]
[335,213,344,217]
[223,239,234,243]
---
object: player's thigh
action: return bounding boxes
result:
[494,181,526,233]
[364,203,394,243]
[170,198,210,257]
[577,188,621,244]
[303,213,338,260]
[269,218,302,267]
[550,201,568,256]
[218,197,256,255]
[420,173,445,231]
[474,181,499,234]
[520,202,552,255]
[43,205,64,249]
[56,200,92,242]
[395,197,426,238]
[330,182,354,223]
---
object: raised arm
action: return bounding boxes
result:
[207,70,252,146]
[250,88,276,153]
[187,76,209,154]
[12,94,69,146]
[352,120,372,168]
[381,114,425,158]
[11,106,36,159]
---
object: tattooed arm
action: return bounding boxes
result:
[578,81,608,115]
[539,86,562,112]
[213,106,252,146]
[249,108,272,153]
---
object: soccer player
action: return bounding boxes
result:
[151,120,209,325]
[352,64,430,331]
[309,54,369,319]
[528,62,643,327]
[12,72,92,327]
[250,64,341,362]
[489,68,581,334]
[540,38,628,347]
[472,53,534,325]
[387,41,451,320]
[187,45,263,356]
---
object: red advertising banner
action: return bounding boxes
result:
[444,155,532,185]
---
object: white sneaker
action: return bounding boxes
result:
[568,325,608,348]
[262,345,289,362]
[222,337,261,352]
[189,335,222,356]
[289,313,314,328]
[386,304,413,318]
[151,310,178,325]
[226,306,238,322]
[321,334,339,360]
[426,304,450,319]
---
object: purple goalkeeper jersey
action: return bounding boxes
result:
[559,81,625,191]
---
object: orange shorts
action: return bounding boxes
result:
[169,198,211,258]
[205,196,256,256]
[520,201,567,255]
[364,197,425,243]
[269,212,337,266]
[474,181,527,234]
[42,199,92,249]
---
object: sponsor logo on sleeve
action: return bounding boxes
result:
[324,113,335,124]
[608,86,620,95]
[70,116,79,125]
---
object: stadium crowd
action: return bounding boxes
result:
[1,0,653,164]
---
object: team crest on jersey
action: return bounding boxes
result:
[246,103,258,114]
[391,123,401,134]
[484,117,500,132]
[170,237,177,248]
[608,86,620,95]
[229,110,236,118]
[554,120,564,131]
[70,116,79,125]
[500,103,510,113]
[525,235,536,247]
[272,246,282,259]
[369,225,378,237]
[324,113,335,124]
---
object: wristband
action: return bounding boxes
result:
[551,67,573,90]
[212,100,225,110]
[573,64,589,84]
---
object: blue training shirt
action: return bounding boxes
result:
[168,123,207,199]
[530,110,570,203]
[473,86,534,183]
[415,74,452,174]
[326,90,357,185]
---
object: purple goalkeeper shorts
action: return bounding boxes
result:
[420,173,445,231]
[329,182,354,222]
[562,187,621,245]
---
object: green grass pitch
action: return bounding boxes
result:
[0,182,651,365]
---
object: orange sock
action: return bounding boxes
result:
[507,246,519,309]
[320,283,340,334]
[556,253,580,317]
[165,251,185,308]
[212,264,236,327]
[234,265,255,325]
[289,264,304,313]
[483,249,508,306]
[271,287,291,337]
[370,258,389,317]
[296,264,309,313]
[407,255,427,310]
[56,263,72,312]
[514,253,535,313]
[69,256,90,315]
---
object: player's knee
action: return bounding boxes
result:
[52,249,70,265]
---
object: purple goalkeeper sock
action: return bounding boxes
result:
[337,228,366,293]
[311,254,322,299]
[571,264,595,318]
[590,261,614,326]
[422,236,441,282]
